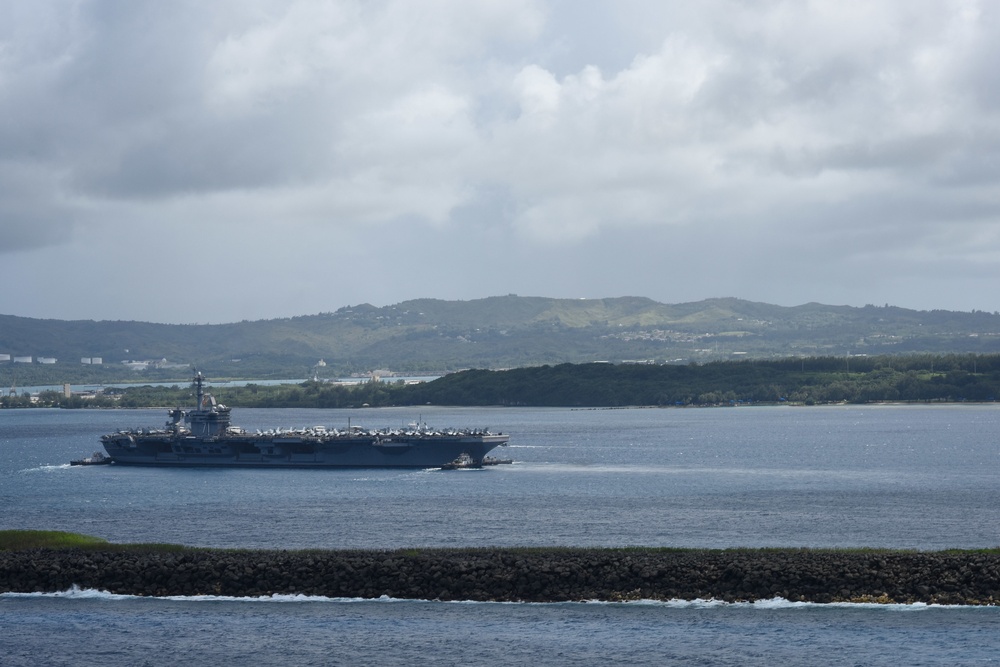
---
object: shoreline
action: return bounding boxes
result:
[3,547,999,605]
[6,399,1000,412]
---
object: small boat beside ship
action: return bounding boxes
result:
[441,453,514,470]
[70,451,112,466]
[97,373,510,468]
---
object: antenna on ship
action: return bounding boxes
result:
[194,370,205,410]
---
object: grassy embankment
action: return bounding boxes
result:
[0,530,186,553]
[3,530,998,556]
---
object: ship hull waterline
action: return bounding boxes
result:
[102,434,509,469]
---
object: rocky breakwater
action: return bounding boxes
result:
[2,548,999,604]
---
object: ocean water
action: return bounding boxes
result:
[3,592,998,667]
[3,404,1000,665]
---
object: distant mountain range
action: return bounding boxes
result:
[2,296,1000,381]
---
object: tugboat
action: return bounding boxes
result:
[70,451,113,466]
[441,453,476,470]
[440,453,514,470]
[100,373,510,468]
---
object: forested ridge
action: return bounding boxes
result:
[11,354,1000,409]
[5,296,1000,385]
[400,354,1000,407]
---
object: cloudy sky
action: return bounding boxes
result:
[1,0,998,323]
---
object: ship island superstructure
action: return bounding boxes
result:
[101,374,509,468]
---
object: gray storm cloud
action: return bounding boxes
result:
[0,0,997,322]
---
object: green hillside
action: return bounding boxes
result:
[2,296,1000,384]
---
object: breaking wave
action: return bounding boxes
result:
[3,586,994,610]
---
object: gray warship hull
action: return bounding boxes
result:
[100,373,509,468]
[102,431,508,468]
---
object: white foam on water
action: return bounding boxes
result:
[19,463,73,473]
[3,588,995,611]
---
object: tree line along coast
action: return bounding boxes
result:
[4,354,1000,409]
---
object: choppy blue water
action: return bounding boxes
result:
[3,590,998,667]
[3,404,1000,665]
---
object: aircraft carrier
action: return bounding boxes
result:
[100,374,509,468]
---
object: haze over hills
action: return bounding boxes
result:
[2,296,1000,382]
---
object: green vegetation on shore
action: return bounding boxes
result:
[0,530,110,550]
[399,354,1000,407]
[7,353,1000,409]
[4,531,997,556]
[0,531,185,553]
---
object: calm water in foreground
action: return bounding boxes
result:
[2,404,999,665]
